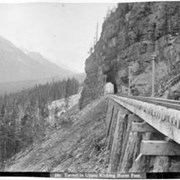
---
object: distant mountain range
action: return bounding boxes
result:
[0,36,76,83]
[0,36,85,94]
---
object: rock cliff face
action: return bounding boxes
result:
[80,2,180,108]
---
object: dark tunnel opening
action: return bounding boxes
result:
[105,70,118,94]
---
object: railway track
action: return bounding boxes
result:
[110,94,180,111]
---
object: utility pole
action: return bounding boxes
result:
[128,66,132,96]
[151,22,156,97]
[151,55,156,97]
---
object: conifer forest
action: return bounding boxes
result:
[0,78,79,169]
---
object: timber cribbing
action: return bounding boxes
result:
[108,94,180,144]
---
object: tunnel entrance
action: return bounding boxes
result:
[104,70,118,94]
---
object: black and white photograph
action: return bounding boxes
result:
[1,0,180,179]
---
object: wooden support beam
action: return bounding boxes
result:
[107,107,118,150]
[143,132,151,140]
[141,140,180,156]
[128,114,143,122]
[105,101,114,126]
[132,122,157,133]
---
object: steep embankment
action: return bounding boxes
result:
[80,2,180,108]
[5,97,109,172]
[5,94,180,173]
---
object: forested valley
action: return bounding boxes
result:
[0,78,79,170]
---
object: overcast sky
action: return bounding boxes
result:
[0,2,117,73]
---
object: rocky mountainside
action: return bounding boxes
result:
[0,36,75,83]
[80,2,180,108]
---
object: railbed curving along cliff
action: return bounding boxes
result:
[80,2,180,109]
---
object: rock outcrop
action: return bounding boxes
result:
[80,2,180,108]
